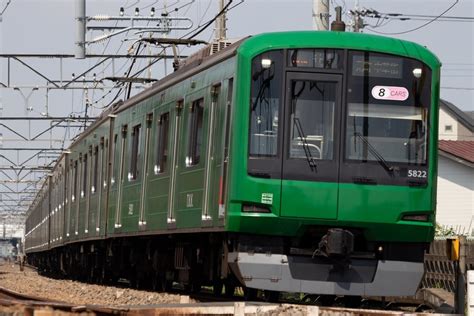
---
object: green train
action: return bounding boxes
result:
[25,31,440,298]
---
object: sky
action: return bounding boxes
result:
[0,0,472,231]
[1,0,473,112]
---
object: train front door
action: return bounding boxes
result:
[280,72,341,219]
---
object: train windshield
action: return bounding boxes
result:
[345,51,431,166]
[248,49,432,185]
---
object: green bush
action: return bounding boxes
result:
[435,223,456,237]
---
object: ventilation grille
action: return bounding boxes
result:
[210,40,234,55]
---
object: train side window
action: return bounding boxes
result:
[155,112,170,174]
[72,160,78,202]
[219,78,233,215]
[129,124,141,181]
[119,126,128,183]
[103,138,108,189]
[186,98,204,167]
[111,134,117,186]
[92,146,99,193]
[82,153,88,198]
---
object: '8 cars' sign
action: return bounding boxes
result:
[371,85,409,101]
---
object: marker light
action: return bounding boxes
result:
[261,59,272,69]
[413,68,422,78]
[402,214,429,222]
[242,204,271,213]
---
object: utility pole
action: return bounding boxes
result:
[351,0,364,32]
[312,0,329,31]
[216,0,227,40]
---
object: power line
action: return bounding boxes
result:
[187,0,234,40]
[385,13,474,20]
[441,87,474,90]
[443,69,474,71]
[391,18,473,23]
[365,0,460,35]
[442,75,474,77]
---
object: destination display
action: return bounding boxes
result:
[352,55,403,79]
[288,49,342,69]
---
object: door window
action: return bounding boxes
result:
[289,80,336,161]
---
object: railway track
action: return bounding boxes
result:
[0,286,447,315]
[0,287,440,316]
[0,284,52,303]
[0,263,444,315]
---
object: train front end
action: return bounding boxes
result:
[226,31,440,296]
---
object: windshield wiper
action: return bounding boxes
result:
[294,117,317,172]
[354,132,394,175]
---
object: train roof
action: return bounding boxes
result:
[32,31,441,213]
[77,31,442,137]
[237,31,441,69]
[108,31,440,117]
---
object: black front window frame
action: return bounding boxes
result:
[247,49,432,186]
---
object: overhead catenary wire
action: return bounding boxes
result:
[0,0,12,16]
[385,13,474,20]
[185,0,234,40]
[365,0,460,35]
[87,0,178,111]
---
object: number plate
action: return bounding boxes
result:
[407,169,427,178]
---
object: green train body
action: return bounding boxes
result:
[25,31,440,297]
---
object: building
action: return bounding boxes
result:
[439,99,474,141]
[436,140,474,234]
[436,100,474,235]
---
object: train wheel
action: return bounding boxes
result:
[129,268,141,289]
[243,287,258,301]
[153,273,172,292]
[213,279,224,296]
[318,295,336,306]
[264,290,280,303]
[301,294,318,304]
[163,279,173,292]
[151,274,160,291]
[190,276,202,294]
[344,295,361,308]
[224,283,236,297]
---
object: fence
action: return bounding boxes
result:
[422,238,474,293]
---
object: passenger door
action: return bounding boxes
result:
[280,72,341,219]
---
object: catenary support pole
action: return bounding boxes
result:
[216,0,227,40]
[313,0,329,30]
[75,0,86,59]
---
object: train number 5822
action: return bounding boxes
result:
[408,170,427,178]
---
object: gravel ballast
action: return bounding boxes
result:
[0,262,191,306]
